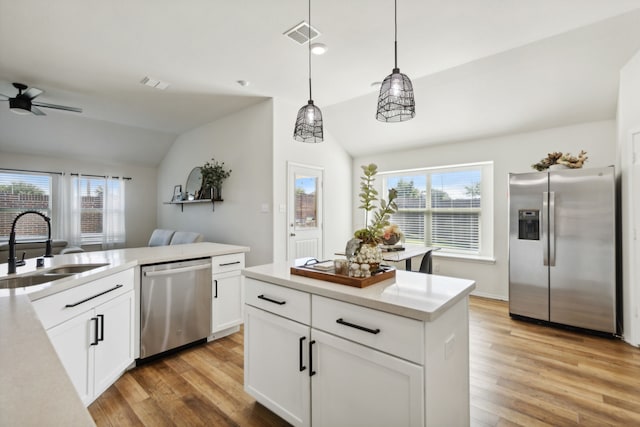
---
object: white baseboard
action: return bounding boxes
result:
[470,290,508,301]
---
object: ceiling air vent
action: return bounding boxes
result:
[284,21,320,45]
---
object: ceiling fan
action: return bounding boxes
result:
[0,82,82,116]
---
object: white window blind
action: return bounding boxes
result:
[383,163,491,256]
[0,171,52,240]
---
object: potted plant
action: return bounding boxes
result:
[200,158,232,200]
[347,164,398,275]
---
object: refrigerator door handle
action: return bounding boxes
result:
[549,191,556,266]
[542,192,549,266]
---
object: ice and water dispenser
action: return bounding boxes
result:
[518,210,539,240]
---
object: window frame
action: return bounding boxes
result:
[380,161,494,259]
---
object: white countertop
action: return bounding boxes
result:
[0,242,249,427]
[242,261,476,322]
[1,242,250,300]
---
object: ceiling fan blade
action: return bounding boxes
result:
[31,106,46,116]
[0,93,9,100]
[32,101,82,113]
[23,87,43,100]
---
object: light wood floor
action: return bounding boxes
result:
[89,297,640,426]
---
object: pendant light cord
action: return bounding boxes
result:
[308,0,312,101]
[394,0,398,69]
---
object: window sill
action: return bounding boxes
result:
[432,252,496,264]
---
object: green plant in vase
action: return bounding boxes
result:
[348,163,398,276]
[200,158,232,200]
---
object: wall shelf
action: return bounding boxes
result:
[164,199,223,212]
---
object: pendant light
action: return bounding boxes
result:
[293,0,324,142]
[376,0,415,122]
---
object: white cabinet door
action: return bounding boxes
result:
[212,270,243,333]
[311,329,424,427]
[47,310,95,405]
[94,290,135,398]
[244,305,311,427]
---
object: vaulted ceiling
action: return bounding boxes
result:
[1,0,640,165]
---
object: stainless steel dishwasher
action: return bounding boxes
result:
[140,257,212,360]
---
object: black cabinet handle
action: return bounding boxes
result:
[219,261,241,267]
[257,294,286,305]
[214,279,218,298]
[65,284,123,308]
[299,336,307,372]
[90,317,99,346]
[97,314,104,342]
[336,318,381,335]
[309,340,316,377]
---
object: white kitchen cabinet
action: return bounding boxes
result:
[244,305,311,426]
[311,329,423,427]
[211,253,245,334]
[33,268,135,406]
[243,277,426,427]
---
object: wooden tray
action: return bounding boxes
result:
[290,265,396,288]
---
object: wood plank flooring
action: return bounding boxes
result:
[89,297,640,426]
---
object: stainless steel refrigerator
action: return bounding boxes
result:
[508,166,617,334]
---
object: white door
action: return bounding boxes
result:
[47,309,95,405]
[288,162,323,261]
[93,291,135,399]
[244,305,311,427]
[311,329,424,427]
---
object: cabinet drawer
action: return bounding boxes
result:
[244,278,310,325]
[212,253,245,274]
[33,269,134,330]
[312,295,424,364]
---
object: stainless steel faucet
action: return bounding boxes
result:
[8,210,53,274]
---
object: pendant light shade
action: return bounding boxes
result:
[293,0,324,142]
[376,0,415,122]
[294,100,324,142]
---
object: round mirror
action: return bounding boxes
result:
[185,167,203,200]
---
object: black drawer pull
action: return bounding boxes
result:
[219,261,241,267]
[336,318,381,335]
[257,294,286,305]
[65,284,124,308]
[299,336,307,372]
[90,317,99,346]
[309,340,316,377]
[97,314,104,342]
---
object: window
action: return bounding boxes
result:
[71,176,125,245]
[0,171,52,241]
[0,170,126,247]
[382,162,493,258]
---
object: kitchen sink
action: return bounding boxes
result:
[46,263,109,274]
[0,273,74,289]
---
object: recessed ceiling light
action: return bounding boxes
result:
[140,76,170,90]
[237,80,250,87]
[310,43,327,55]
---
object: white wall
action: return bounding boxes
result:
[272,98,353,262]
[618,50,640,346]
[355,120,617,299]
[157,100,273,267]
[0,151,158,248]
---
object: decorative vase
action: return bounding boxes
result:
[213,185,222,200]
[348,242,383,277]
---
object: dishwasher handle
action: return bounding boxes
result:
[143,263,211,277]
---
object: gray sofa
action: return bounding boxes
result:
[148,229,204,246]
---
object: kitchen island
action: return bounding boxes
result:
[242,261,476,427]
[0,242,248,427]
